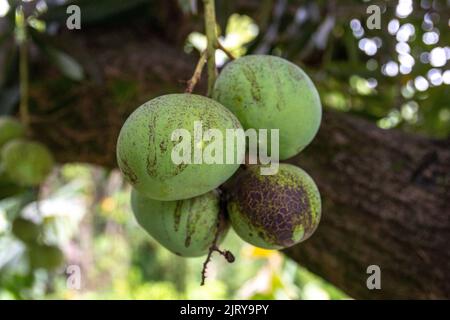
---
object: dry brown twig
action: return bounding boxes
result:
[200,192,235,286]
[217,42,236,60]
[185,50,207,93]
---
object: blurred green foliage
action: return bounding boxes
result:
[1,164,348,300]
[1,0,448,300]
[1,0,448,134]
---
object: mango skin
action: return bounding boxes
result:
[1,139,54,186]
[0,116,25,149]
[227,164,321,250]
[117,94,243,201]
[213,55,322,160]
[131,189,227,257]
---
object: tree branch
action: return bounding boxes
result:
[16,6,30,129]
[203,0,218,96]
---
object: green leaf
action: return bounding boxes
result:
[178,0,197,14]
[0,189,36,220]
[27,17,46,33]
[14,6,26,44]
[46,48,84,81]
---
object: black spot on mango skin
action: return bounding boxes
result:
[267,56,285,111]
[287,64,304,82]
[184,194,216,248]
[119,157,138,185]
[144,98,191,181]
[159,140,167,153]
[230,164,320,248]
[242,65,261,103]
[184,235,192,247]
[146,112,158,178]
[173,201,183,232]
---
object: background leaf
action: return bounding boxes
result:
[45,47,84,81]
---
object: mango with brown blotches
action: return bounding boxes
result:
[227,163,321,250]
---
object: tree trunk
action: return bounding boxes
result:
[285,112,450,299]
[26,24,450,299]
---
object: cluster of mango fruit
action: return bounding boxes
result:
[116,55,322,257]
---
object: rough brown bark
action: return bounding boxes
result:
[26,25,450,299]
[285,112,450,299]
[29,26,200,166]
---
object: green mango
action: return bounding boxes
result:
[0,116,25,149]
[1,139,54,186]
[131,189,228,257]
[12,217,40,244]
[227,164,321,250]
[213,55,322,160]
[27,244,64,270]
[117,93,243,201]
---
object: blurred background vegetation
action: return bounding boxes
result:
[1,164,348,299]
[0,0,448,299]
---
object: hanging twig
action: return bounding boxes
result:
[200,192,235,286]
[185,50,207,93]
[217,41,235,60]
